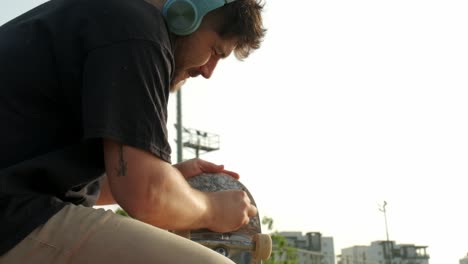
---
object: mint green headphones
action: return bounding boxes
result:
[162,0,237,36]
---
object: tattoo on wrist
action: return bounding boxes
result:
[116,144,128,177]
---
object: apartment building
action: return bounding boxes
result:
[460,253,468,264]
[279,231,336,264]
[338,240,429,264]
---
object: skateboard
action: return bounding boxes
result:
[179,173,272,264]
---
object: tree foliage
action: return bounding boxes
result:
[115,207,130,217]
[262,216,298,264]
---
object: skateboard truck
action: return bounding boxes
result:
[189,232,272,263]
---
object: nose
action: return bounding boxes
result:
[199,56,220,79]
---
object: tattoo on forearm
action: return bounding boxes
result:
[116,144,128,177]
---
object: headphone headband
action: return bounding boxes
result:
[163,0,237,35]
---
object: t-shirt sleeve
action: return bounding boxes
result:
[82,40,173,163]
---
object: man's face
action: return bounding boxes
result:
[170,28,238,92]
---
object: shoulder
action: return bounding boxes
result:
[86,0,165,30]
[58,0,172,51]
[89,0,170,43]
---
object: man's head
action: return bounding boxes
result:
[164,0,266,91]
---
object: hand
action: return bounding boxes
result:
[206,190,258,233]
[173,158,239,180]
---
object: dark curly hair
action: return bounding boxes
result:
[207,0,266,60]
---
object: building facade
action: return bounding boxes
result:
[279,231,336,264]
[338,241,429,264]
[460,253,468,264]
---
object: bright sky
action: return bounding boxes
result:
[2,1,468,264]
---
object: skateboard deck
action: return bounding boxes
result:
[184,173,272,264]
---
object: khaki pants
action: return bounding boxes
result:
[0,204,234,264]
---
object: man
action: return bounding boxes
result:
[0,0,265,262]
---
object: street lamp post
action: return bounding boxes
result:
[379,201,392,264]
[176,90,183,163]
[175,90,220,162]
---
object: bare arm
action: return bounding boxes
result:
[95,157,238,206]
[103,139,256,232]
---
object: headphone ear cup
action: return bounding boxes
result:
[163,0,201,35]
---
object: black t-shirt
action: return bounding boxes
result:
[0,0,174,254]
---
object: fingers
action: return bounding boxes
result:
[243,194,257,217]
[208,190,257,232]
[242,195,257,226]
[239,205,256,227]
[247,204,258,217]
[198,159,240,179]
[198,159,223,172]
[240,204,257,227]
[221,169,240,179]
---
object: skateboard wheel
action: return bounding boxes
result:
[252,233,272,260]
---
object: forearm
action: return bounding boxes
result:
[147,170,212,230]
[130,162,212,230]
[104,140,213,230]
